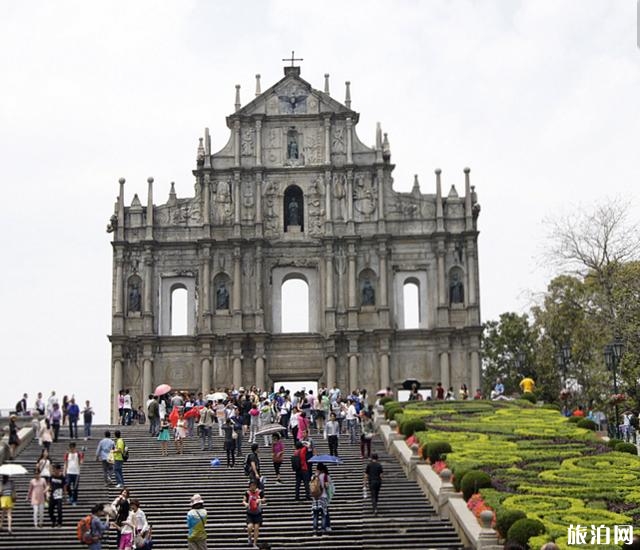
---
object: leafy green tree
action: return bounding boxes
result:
[481,312,539,396]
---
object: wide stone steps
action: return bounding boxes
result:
[0,424,463,549]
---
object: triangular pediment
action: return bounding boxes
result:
[236,71,353,118]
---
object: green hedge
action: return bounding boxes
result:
[422,441,452,463]
[460,470,492,501]
[507,518,546,547]
[495,509,527,539]
[400,417,426,437]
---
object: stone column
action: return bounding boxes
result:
[470,350,480,394]
[466,239,477,305]
[347,249,356,309]
[115,254,124,315]
[255,355,265,390]
[378,243,388,307]
[326,355,336,389]
[233,248,242,328]
[203,174,211,228]
[380,352,390,390]
[346,172,354,221]
[202,247,211,316]
[437,243,446,306]
[233,120,240,166]
[233,174,241,225]
[346,117,353,164]
[325,246,334,309]
[201,358,211,394]
[143,358,153,399]
[255,244,264,330]
[145,177,154,240]
[348,354,358,392]
[324,171,332,222]
[324,116,331,164]
[439,351,450,389]
[255,119,262,166]
[255,174,263,224]
[233,356,242,388]
[112,359,123,423]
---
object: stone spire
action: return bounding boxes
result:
[464,167,473,230]
[168,181,177,206]
[375,122,383,163]
[255,74,261,96]
[324,73,330,95]
[411,174,421,198]
[345,81,351,109]
[234,84,241,112]
[197,137,205,165]
[146,177,154,240]
[435,169,444,232]
[117,177,126,240]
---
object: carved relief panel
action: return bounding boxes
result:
[212,180,233,225]
[353,172,377,221]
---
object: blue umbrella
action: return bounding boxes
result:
[308,454,343,464]
[210,458,221,467]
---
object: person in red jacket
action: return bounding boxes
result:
[293,441,310,500]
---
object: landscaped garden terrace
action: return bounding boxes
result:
[383,399,640,549]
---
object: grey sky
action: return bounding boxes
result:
[1,1,637,422]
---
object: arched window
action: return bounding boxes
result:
[403,280,420,329]
[281,277,309,333]
[170,285,188,335]
[284,185,304,232]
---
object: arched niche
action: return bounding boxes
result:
[284,185,304,232]
[358,268,378,307]
[393,271,429,329]
[449,266,465,305]
[213,272,232,312]
[127,274,142,315]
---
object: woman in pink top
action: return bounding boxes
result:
[271,433,284,484]
[27,469,48,528]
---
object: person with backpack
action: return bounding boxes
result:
[243,479,264,549]
[186,493,208,550]
[77,503,110,549]
[310,462,333,536]
[292,440,310,500]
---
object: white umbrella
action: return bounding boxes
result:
[207,392,227,402]
[0,463,28,476]
[255,423,285,436]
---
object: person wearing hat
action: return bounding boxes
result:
[186,493,207,549]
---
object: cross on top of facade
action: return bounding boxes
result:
[282,50,303,67]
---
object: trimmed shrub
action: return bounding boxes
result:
[495,509,527,539]
[422,441,452,463]
[460,470,492,501]
[378,396,393,407]
[614,442,638,455]
[506,518,546,548]
[453,468,468,492]
[607,438,624,449]
[567,415,582,423]
[576,418,597,431]
[519,393,537,404]
[401,417,426,437]
[387,407,404,422]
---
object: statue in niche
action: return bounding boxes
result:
[128,283,141,312]
[216,282,230,310]
[287,133,299,159]
[362,279,375,306]
[288,197,300,226]
[449,272,464,304]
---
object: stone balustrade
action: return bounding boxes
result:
[376,411,502,550]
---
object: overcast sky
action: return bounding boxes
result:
[1,1,637,422]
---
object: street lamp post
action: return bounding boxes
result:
[556,343,571,414]
[604,337,625,439]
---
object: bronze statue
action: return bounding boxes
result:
[449,272,464,304]
[216,282,230,310]
[362,279,375,306]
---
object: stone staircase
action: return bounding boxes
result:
[0,424,464,549]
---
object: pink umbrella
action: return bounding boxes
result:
[154,383,172,396]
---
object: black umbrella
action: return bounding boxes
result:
[402,379,421,390]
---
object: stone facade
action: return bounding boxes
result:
[107,65,482,421]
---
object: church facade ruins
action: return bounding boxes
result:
[107,64,482,419]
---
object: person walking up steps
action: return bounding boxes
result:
[364,453,383,515]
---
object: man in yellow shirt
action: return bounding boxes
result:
[519,377,535,394]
